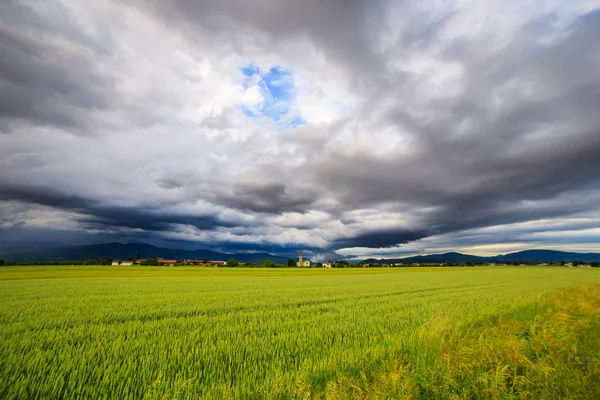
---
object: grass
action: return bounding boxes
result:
[0,266,599,399]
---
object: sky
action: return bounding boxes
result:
[1,0,600,260]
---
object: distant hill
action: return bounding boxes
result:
[364,249,600,264]
[495,250,600,263]
[0,242,288,264]
[0,241,65,254]
[400,252,490,264]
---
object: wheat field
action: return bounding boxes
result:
[1,266,599,399]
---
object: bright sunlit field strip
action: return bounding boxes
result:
[1,266,599,399]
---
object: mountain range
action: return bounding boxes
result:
[364,250,600,264]
[0,242,289,264]
[2,241,600,265]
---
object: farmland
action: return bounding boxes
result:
[1,266,599,399]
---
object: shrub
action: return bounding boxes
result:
[226,259,239,268]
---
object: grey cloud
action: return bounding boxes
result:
[156,178,184,190]
[0,0,181,135]
[215,181,318,214]
[1,1,600,255]
[0,183,238,232]
[332,229,427,250]
[0,2,116,132]
[298,10,600,248]
[416,211,600,253]
[127,0,391,86]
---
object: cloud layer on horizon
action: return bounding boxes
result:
[1,0,600,259]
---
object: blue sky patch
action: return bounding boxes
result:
[239,64,305,128]
[286,115,307,128]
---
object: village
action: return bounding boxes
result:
[112,258,227,266]
[110,252,598,268]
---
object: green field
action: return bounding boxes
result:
[1,266,599,399]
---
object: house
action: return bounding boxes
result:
[564,262,573,267]
[111,260,134,266]
[157,258,177,265]
[323,262,332,268]
[205,260,226,266]
[182,260,225,266]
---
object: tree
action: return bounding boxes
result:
[83,259,98,265]
[141,258,158,266]
[263,259,274,268]
[136,253,141,260]
[287,258,297,267]
[0,259,4,266]
[126,256,135,262]
[590,262,599,268]
[226,259,239,268]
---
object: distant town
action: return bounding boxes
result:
[110,258,599,268]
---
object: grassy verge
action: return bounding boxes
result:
[252,285,600,399]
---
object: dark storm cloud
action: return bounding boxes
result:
[0,1,116,132]
[215,182,318,214]
[0,184,237,232]
[0,0,177,135]
[332,229,428,250]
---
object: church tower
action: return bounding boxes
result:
[298,250,303,267]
